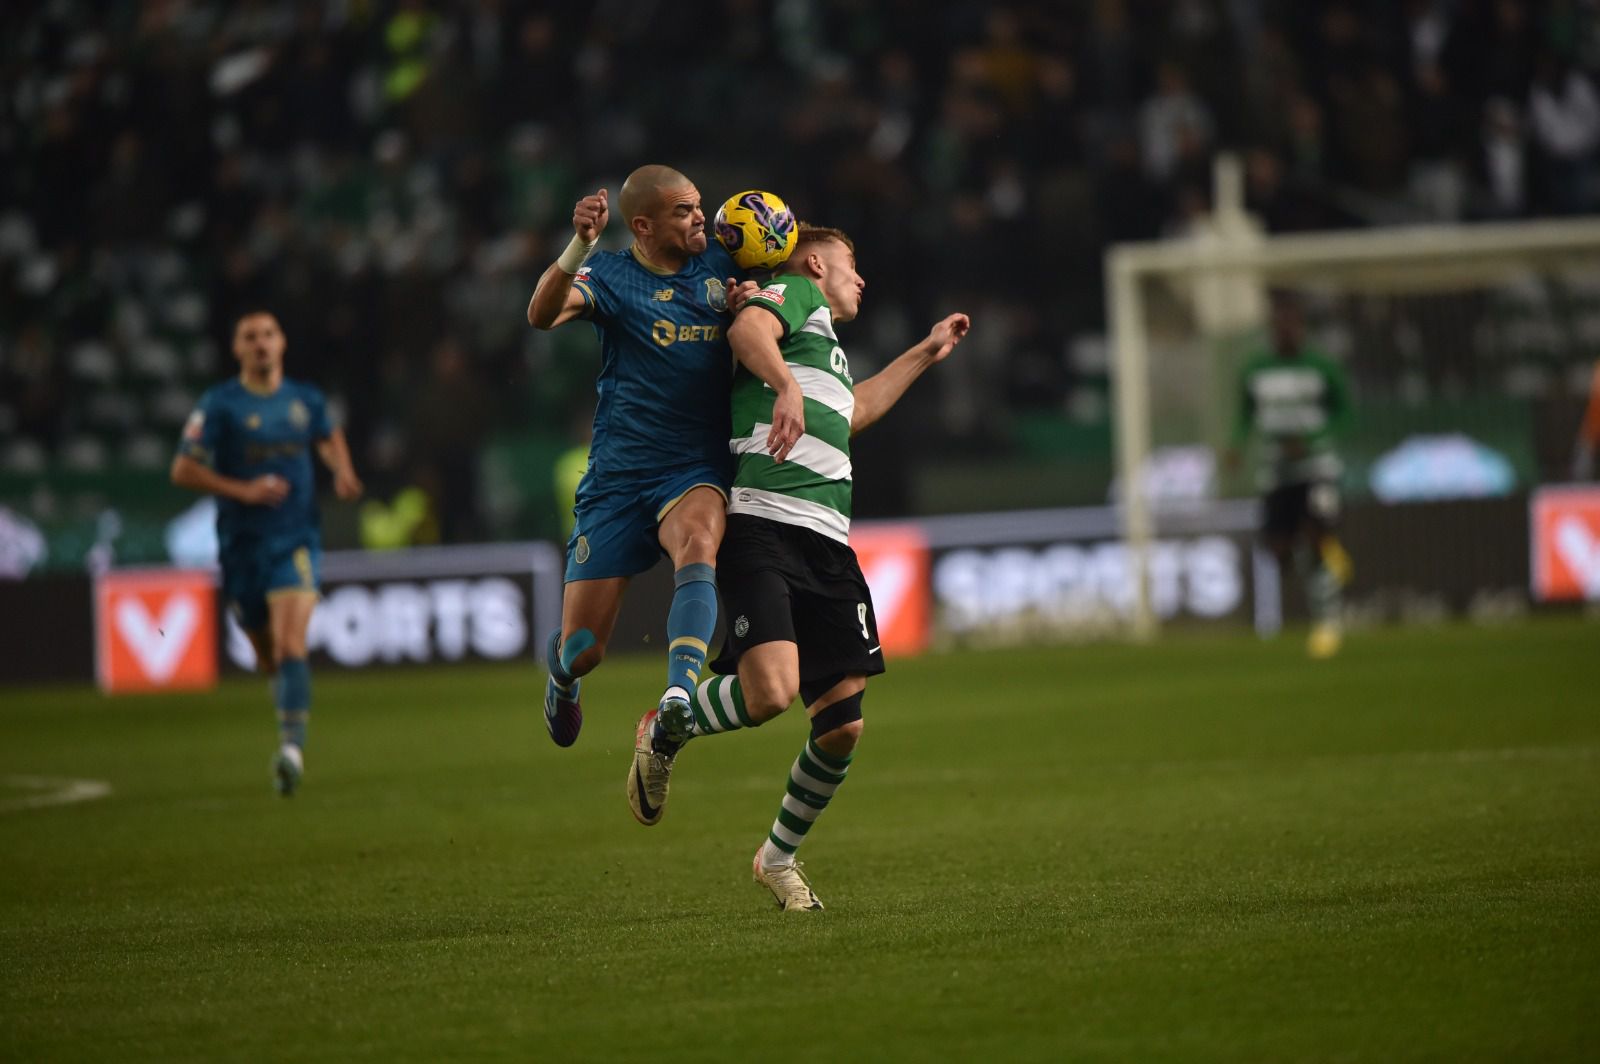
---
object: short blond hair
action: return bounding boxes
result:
[793,224,855,256]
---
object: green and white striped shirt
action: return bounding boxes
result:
[1234,346,1351,489]
[729,273,856,543]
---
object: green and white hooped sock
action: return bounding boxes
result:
[763,737,852,867]
[689,675,758,737]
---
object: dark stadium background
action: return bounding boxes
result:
[4,0,1596,567]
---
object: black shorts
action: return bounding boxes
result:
[1262,480,1341,539]
[711,514,886,700]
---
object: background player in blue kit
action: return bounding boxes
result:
[171,310,363,796]
[526,165,803,779]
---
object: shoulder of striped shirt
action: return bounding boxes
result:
[797,306,837,341]
[727,487,850,544]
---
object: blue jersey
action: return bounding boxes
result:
[178,378,332,559]
[571,243,742,477]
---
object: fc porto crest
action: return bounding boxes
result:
[287,399,310,429]
[704,277,728,312]
[574,535,591,565]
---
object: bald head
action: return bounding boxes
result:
[618,164,708,267]
[618,164,692,224]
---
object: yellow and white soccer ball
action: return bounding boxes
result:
[713,189,798,271]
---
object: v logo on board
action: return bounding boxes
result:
[95,569,219,693]
[1555,516,1600,598]
[1531,486,1600,603]
[114,595,200,682]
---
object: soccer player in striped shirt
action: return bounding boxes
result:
[626,225,970,911]
[1228,291,1353,659]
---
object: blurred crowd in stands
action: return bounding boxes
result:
[2,0,1598,539]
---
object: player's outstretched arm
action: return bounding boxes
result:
[728,307,805,463]
[528,189,609,329]
[315,428,363,500]
[851,312,970,435]
[170,454,288,507]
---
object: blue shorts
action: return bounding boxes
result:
[565,463,729,582]
[222,540,322,631]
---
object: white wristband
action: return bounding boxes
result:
[557,233,597,274]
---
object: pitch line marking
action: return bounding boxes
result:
[0,775,113,813]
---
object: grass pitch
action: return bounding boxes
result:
[3,618,1598,1062]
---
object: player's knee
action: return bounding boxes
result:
[810,691,864,756]
[677,527,719,566]
[744,672,799,720]
[814,717,863,756]
[248,633,277,674]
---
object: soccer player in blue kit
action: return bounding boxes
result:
[171,310,362,796]
[526,165,803,822]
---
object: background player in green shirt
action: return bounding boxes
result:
[627,224,970,910]
[1228,291,1354,659]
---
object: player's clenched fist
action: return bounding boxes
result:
[574,189,609,242]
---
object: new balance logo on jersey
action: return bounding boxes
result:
[652,288,674,301]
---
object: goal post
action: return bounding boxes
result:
[1107,160,1600,638]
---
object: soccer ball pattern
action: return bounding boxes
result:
[714,190,798,272]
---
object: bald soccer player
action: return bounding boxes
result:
[526,165,804,782]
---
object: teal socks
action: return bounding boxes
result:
[665,563,717,696]
[274,656,311,748]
